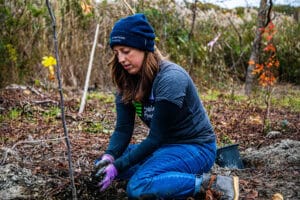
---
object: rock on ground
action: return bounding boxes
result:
[0,163,45,200]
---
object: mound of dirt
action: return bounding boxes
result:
[242,139,300,169]
[207,140,300,199]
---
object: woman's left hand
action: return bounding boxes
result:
[96,163,118,191]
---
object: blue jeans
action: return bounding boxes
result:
[117,142,216,200]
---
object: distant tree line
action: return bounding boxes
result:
[0,0,299,90]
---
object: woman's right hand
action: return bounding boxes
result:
[94,154,115,176]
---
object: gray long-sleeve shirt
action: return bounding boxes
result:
[105,60,216,172]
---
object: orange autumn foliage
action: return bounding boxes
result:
[264,43,276,52]
[250,21,279,87]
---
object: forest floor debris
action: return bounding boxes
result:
[0,85,299,199]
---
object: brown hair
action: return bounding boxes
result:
[109,51,162,104]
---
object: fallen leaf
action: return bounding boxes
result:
[272,193,283,200]
[248,115,263,124]
[245,190,258,199]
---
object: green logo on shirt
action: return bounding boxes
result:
[133,101,142,117]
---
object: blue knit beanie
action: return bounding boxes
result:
[110,13,155,52]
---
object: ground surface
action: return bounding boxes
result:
[0,85,299,200]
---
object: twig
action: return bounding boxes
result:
[121,0,135,14]
[4,84,44,97]
[79,23,100,114]
[31,99,58,105]
[27,86,45,97]
[264,0,273,27]
[45,1,77,199]
[188,0,198,39]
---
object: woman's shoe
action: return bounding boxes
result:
[201,173,239,200]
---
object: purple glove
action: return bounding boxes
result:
[97,163,118,191]
[94,154,114,169]
[94,154,114,177]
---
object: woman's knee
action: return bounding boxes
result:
[126,177,153,199]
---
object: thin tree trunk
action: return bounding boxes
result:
[189,0,198,40]
[46,1,77,199]
[245,0,272,96]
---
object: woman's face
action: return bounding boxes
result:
[113,45,145,75]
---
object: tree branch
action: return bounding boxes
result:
[265,0,273,26]
[45,1,77,199]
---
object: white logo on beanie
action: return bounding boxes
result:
[111,36,126,42]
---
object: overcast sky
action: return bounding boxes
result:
[176,0,300,8]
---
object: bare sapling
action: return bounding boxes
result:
[45,0,77,199]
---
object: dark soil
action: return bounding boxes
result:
[0,85,299,200]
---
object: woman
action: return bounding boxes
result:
[94,13,239,200]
